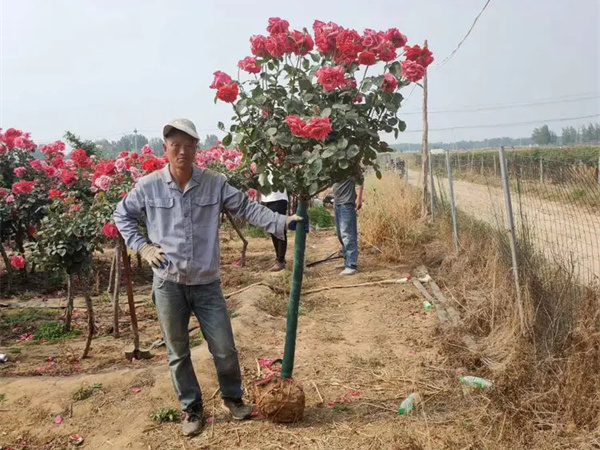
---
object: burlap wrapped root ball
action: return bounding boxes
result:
[253,377,305,423]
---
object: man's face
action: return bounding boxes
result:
[163,132,198,170]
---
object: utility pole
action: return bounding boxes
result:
[421,39,431,219]
[133,128,138,151]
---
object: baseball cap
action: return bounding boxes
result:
[162,118,200,140]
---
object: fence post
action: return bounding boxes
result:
[597,156,600,185]
[499,146,526,336]
[428,151,435,218]
[540,157,544,183]
[494,154,497,177]
[446,150,459,252]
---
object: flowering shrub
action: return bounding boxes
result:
[212,18,433,198]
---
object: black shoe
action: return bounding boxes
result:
[182,409,205,437]
[222,397,253,420]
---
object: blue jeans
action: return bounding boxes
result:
[152,276,242,413]
[335,203,358,269]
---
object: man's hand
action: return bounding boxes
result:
[356,199,363,211]
[286,214,310,233]
[138,243,167,268]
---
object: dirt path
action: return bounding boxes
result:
[406,169,600,283]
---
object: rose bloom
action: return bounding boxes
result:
[265,34,291,57]
[29,159,43,171]
[119,151,129,158]
[209,71,233,89]
[238,56,261,74]
[304,117,332,141]
[216,84,239,103]
[382,73,399,92]
[102,222,120,238]
[285,115,308,137]
[250,35,269,57]
[129,166,142,180]
[266,17,289,35]
[48,189,65,199]
[11,180,35,195]
[70,149,90,168]
[289,30,314,56]
[115,157,129,172]
[378,42,397,62]
[60,170,78,186]
[70,203,82,212]
[315,66,347,91]
[247,188,258,199]
[313,20,341,54]
[43,166,59,178]
[403,44,434,68]
[28,225,37,236]
[13,167,27,177]
[10,255,25,269]
[334,29,363,65]
[140,145,153,155]
[94,175,113,191]
[5,194,15,203]
[358,51,377,66]
[401,60,426,82]
[386,28,408,48]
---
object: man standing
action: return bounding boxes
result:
[114,118,301,437]
[260,174,288,272]
[332,175,364,276]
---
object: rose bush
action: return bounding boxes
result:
[212,18,433,198]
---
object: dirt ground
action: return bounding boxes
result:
[2,215,595,449]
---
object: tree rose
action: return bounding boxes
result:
[401,60,426,82]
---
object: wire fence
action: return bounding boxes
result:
[407,147,600,288]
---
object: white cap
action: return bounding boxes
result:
[162,118,199,140]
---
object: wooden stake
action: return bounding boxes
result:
[421,39,430,219]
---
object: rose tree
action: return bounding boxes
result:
[211,17,433,422]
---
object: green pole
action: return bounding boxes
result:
[281,198,308,379]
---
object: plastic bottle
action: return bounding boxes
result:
[422,301,432,310]
[459,376,493,388]
[397,393,420,415]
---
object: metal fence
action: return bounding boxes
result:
[409,147,600,288]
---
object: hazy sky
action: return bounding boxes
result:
[1,0,599,145]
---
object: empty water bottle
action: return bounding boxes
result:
[397,393,420,415]
[422,301,432,310]
[459,376,493,389]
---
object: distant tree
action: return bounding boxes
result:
[116,133,148,153]
[64,131,100,156]
[561,126,578,145]
[581,123,600,143]
[94,138,118,157]
[201,134,219,149]
[148,137,164,153]
[532,125,557,146]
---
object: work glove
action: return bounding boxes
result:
[138,243,167,269]
[287,214,310,233]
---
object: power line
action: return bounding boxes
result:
[433,0,492,70]
[398,113,600,134]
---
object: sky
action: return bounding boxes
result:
[1,0,599,145]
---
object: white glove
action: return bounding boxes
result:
[285,214,304,230]
[138,243,166,268]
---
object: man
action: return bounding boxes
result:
[332,175,364,276]
[260,173,288,272]
[114,118,301,437]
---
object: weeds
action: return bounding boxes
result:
[73,383,104,401]
[189,333,203,348]
[246,226,269,239]
[308,206,334,228]
[0,394,5,402]
[33,322,81,341]
[150,407,180,423]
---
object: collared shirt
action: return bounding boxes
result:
[114,164,287,285]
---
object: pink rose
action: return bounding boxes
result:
[382,73,399,92]
[265,34,290,58]
[313,20,341,54]
[401,60,426,82]
[129,167,141,180]
[11,180,35,195]
[285,115,308,137]
[266,17,290,35]
[102,222,119,238]
[315,66,347,91]
[304,117,332,141]
[209,71,233,89]
[13,167,26,177]
[247,188,258,199]
[30,159,43,171]
[238,56,262,74]
[361,29,385,51]
[289,30,314,56]
[94,175,112,191]
[358,51,377,66]
[141,144,154,155]
[5,194,15,203]
[10,255,25,269]
[115,157,129,172]
[43,166,58,178]
[250,35,269,57]
[386,28,408,48]
[334,29,363,65]
[378,42,397,62]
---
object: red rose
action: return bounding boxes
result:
[266,17,289,35]
[50,155,66,169]
[361,29,385,51]
[48,189,65,199]
[250,35,268,57]
[285,115,308,137]
[70,148,90,168]
[315,66,347,91]
[141,156,166,173]
[403,45,434,68]
[29,159,43,171]
[305,117,332,141]
[401,60,426,82]
[289,30,314,56]
[238,56,261,74]
[11,180,35,195]
[216,83,239,103]
[378,42,397,62]
[10,255,25,270]
[265,34,292,57]
[313,20,341,54]
[386,28,408,48]
[119,151,129,158]
[334,29,363,65]
[28,225,37,236]
[358,51,377,66]
[247,188,258,199]
[60,170,78,186]
[382,73,399,92]
[209,71,233,89]
[102,222,120,239]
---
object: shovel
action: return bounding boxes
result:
[120,236,153,361]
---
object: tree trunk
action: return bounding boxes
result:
[136,252,142,268]
[82,273,96,359]
[112,240,122,338]
[0,241,13,292]
[63,273,74,332]
[281,199,309,379]
[225,210,248,266]
[107,246,117,295]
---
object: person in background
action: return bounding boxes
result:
[260,174,289,272]
[332,174,364,276]
[114,118,302,437]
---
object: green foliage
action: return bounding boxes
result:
[189,333,203,348]
[532,125,558,146]
[33,322,81,341]
[246,225,269,238]
[0,309,60,329]
[0,394,6,402]
[8,347,21,354]
[73,383,104,401]
[150,407,181,423]
[307,206,333,228]
[64,131,99,157]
